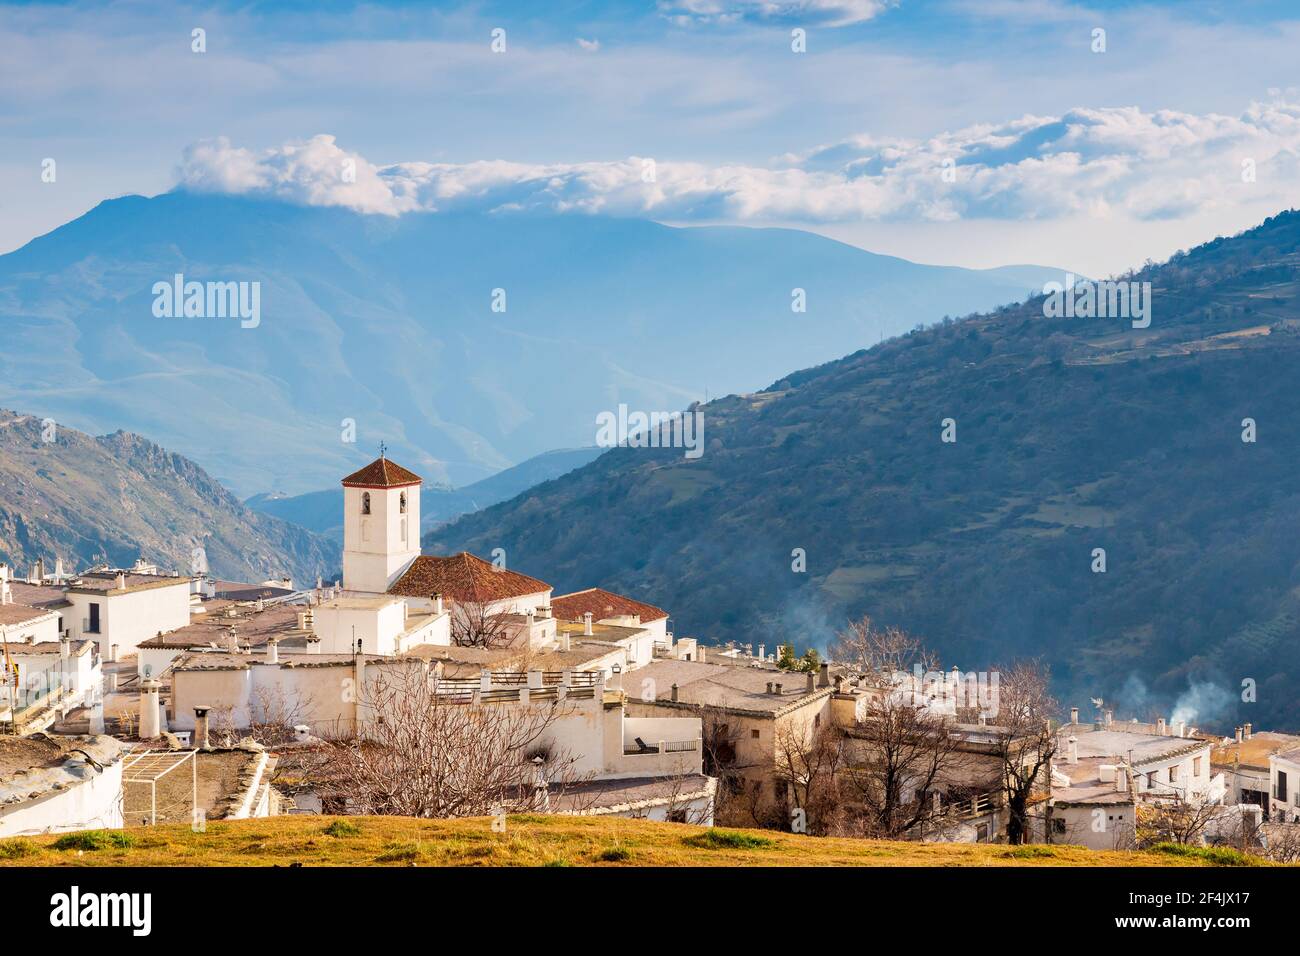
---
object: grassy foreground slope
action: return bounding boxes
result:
[0,815,1263,867]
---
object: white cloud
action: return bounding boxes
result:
[575,37,601,51]
[173,98,1300,225]
[659,0,895,27]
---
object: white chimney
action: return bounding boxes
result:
[583,612,593,636]
[1068,735,1078,764]
[1104,709,1113,727]
[59,636,70,660]
[434,592,444,614]
[1157,717,1166,736]
[559,632,571,652]
[266,636,279,664]
[139,680,162,738]
[758,643,765,661]
[1245,723,1253,739]
[1236,727,1244,744]
[1174,720,1185,738]
[1070,706,1079,725]
[115,572,126,590]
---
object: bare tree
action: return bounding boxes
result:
[248,684,317,748]
[450,600,515,649]
[1136,794,1222,847]
[829,614,937,679]
[987,661,1057,844]
[841,695,968,839]
[773,720,850,835]
[317,664,593,818]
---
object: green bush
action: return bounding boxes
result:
[0,839,40,859]
[52,830,135,852]
[323,820,361,837]
[682,828,775,850]
[598,845,631,862]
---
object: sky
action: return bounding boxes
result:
[2,0,1300,276]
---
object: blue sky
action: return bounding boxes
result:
[3,0,1300,274]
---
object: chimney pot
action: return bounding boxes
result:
[1157,717,1167,736]
[806,671,816,693]
[774,682,783,695]
[193,706,211,750]
[1236,727,1244,744]
[670,683,679,703]
[583,612,593,636]
[1245,723,1253,739]
[1070,706,1079,725]
[1068,735,1078,764]
[818,661,830,688]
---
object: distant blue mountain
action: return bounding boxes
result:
[0,192,1063,495]
[246,445,604,539]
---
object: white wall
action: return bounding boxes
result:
[0,761,124,837]
[342,482,421,594]
[67,582,191,659]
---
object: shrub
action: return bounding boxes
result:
[598,845,631,862]
[323,820,361,837]
[52,830,135,852]
[682,828,774,850]
[0,839,39,859]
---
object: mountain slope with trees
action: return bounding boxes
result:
[428,209,1300,732]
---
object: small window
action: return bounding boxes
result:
[814,714,821,727]
[1193,756,1202,776]
[361,492,371,515]
[399,492,407,514]
[1169,765,1179,783]
[1052,818,1066,834]
[400,518,407,543]
[751,728,760,739]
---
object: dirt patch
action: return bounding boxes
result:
[0,734,75,777]
[122,750,258,826]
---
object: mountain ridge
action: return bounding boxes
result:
[427,207,1300,731]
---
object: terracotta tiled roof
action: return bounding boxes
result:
[388,553,551,603]
[341,457,422,488]
[551,587,668,624]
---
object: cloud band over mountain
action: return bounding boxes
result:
[176,98,1300,225]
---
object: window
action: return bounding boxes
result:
[1168,765,1179,783]
[1193,756,1202,776]
[1277,770,1288,802]
[87,602,101,634]
[1147,772,1156,790]
[399,492,407,514]
[361,492,371,515]
[814,714,821,727]
[1052,818,1066,834]
[751,729,760,739]
[400,518,407,543]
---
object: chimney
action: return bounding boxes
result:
[0,564,10,605]
[670,683,679,703]
[297,610,308,630]
[1068,735,1078,764]
[113,571,125,590]
[307,635,321,655]
[139,680,161,738]
[1157,717,1166,736]
[1245,723,1253,740]
[1115,768,1129,793]
[806,671,816,694]
[434,592,444,614]
[818,661,830,688]
[559,631,571,652]
[193,706,211,750]
[1070,706,1079,725]
[583,612,593,636]
[59,636,70,660]
[1104,709,1113,727]
[766,681,774,694]
[266,636,279,664]
[1174,720,1185,739]
[1236,727,1244,744]
[110,643,120,663]
[758,643,765,661]
[774,682,783,695]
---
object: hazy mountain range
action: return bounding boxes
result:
[0,410,335,584]
[246,446,603,539]
[427,209,1300,732]
[0,191,1061,497]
